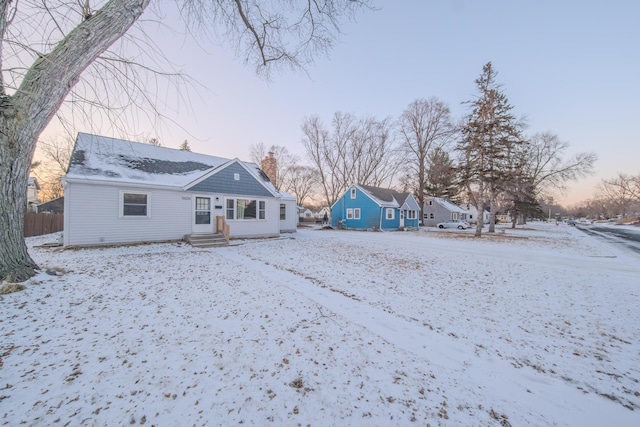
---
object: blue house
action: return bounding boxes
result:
[331,184,420,231]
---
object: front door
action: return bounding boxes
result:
[193,196,214,234]
[399,210,405,228]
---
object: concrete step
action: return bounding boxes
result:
[186,233,228,248]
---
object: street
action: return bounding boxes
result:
[577,223,640,256]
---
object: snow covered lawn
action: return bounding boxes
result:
[2,223,639,426]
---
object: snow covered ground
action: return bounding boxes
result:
[2,223,639,426]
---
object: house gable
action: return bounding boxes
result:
[186,160,274,198]
[332,185,417,230]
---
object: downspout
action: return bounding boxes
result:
[379,206,383,231]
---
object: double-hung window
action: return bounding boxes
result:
[346,208,353,219]
[121,192,149,217]
[280,204,286,220]
[259,201,266,220]
[386,208,394,220]
[354,208,361,220]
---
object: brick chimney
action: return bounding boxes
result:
[261,152,277,187]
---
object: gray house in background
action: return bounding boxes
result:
[422,196,469,227]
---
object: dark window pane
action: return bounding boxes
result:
[195,212,211,224]
[124,205,147,216]
[124,193,147,204]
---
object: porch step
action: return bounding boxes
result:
[186,233,228,248]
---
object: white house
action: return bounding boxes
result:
[27,177,40,211]
[458,202,491,225]
[62,133,296,247]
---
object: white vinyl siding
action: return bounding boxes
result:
[65,183,191,246]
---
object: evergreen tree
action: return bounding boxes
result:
[179,140,191,151]
[425,147,458,201]
[457,62,525,236]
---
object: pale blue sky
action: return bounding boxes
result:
[55,0,640,206]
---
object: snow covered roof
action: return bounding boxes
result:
[65,133,279,195]
[431,196,469,214]
[358,184,412,208]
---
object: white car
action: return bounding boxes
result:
[437,219,470,230]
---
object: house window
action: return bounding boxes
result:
[430,213,435,220]
[407,210,417,219]
[237,199,256,219]
[234,173,240,181]
[280,203,286,220]
[386,208,394,220]
[259,201,266,220]
[428,200,433,206]
[350,188,356,199]
[354,208,361,220]
[121,192,149,217]
[226,199,235,220]
[346,208,353,219]
[226,198,266,220]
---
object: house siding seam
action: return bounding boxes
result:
[188,163,273,197]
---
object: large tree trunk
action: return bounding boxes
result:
[488,187,497,233]
[474,181,484,237]
[0,128,38,281]
[0,0,150,282]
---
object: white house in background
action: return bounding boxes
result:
[27,177,40,211]
[316,206,331,220]
[62,133,296,247]
[459,202,491,225]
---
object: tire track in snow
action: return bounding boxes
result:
[216,246,638,427]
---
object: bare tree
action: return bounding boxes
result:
[0,0,373,281]
[31,137,74,202]
[596,173,639,218]
[302,112,400,207]
[525,132,596,198]
[397,97,453,222]
[249,142,300,192]
[287,165,319,206]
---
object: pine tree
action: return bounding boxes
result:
[457,62,525,236]
[179,140,191,151]
[425,147,458,201]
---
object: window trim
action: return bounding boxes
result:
[346,208,353,219]
[350,188,356,199]
[120,191,150,218]
[279,203,286,220]
[225,198,267,221]
[385,208,394,220]
[354,208,361,220]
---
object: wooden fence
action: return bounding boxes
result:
[24,212,64,237]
